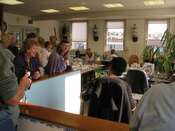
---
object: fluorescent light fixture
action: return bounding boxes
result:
[0,0,24,5]
[69,6,89,11]
[40,9,60,13]
[144,0,165,6]
[104,3,124,8]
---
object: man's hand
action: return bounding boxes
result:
[19,73,32,90]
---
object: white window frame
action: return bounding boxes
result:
[71,21,87,50]
[146,19,169,47]
[106,20,125,51]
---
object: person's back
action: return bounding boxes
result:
[131,82,175,131]
[88,77,131,123]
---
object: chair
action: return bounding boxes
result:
[127,69,149,94]
[0,118,15,131]
[84,78,131,124]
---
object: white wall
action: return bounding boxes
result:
[86,19,147,61]
[33,20,60,41]
[4,12,31,26]
[4,12,60,41]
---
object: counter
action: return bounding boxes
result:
[23,70,81,114]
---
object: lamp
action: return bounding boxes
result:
[131,24,138,42]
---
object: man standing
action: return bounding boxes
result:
[0,40,31,129]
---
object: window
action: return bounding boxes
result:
[147,20,168,47]
[72,22,87,49]
[106,21,124,51]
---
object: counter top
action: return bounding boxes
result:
[20,103,129,131]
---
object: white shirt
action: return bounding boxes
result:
[131,82,175,131]
[38,47,51,67]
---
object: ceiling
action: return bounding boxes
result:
[4,0,175,17]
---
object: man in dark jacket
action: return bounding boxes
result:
[88,57,135,123]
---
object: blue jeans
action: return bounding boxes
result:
[0,106,19,126]
[0,110,16,131]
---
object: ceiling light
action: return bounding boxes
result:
[144,0,165,6]
[69,6,89,11]
[40,9,60,13]
[104,3,124,8]
[0,0,24,5]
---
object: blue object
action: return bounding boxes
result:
[0,118,15,131]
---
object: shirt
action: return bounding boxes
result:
[0,44,19,125]
[14,54,41,81]
[131,82,175,131]
[38,47,51,67]
[45,51,67,75]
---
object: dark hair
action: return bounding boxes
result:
[110,57,127,76]
[27,32,37,39]
[111,49,116,54]
[56,40,69,54]
[44,41,52,48]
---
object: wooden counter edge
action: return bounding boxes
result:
[19,103,129,131]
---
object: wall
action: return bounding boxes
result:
[4,12,32,26]
[87,20,105,55]
[60,17,175,62]
[87,19,147,61]
[33,20,60,41]
[4,12,60,41]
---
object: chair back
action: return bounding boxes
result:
[127,69,149,94]
[0,118,15,131]
[87,78,131,123]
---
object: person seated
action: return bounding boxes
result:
[45,40,70,75]
[128,55,140,68]
[85,48,94,64]
[110,49,118,58]
[108,57,136,110]
[86,57,135,123]
[14,39,42,81]
[75,50,81,58]
[130,82,175,131]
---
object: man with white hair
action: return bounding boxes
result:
[131,82,175,131]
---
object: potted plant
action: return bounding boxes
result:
[143,30,175,77]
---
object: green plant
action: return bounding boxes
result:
[143,30,175,75]
[157,30,175,74]
[143,46,156,62]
